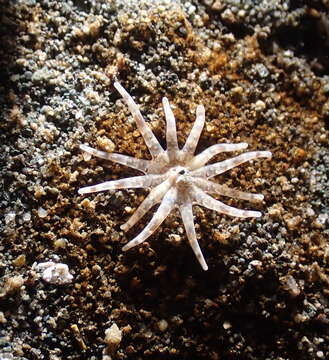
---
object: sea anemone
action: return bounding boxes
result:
[79,82,272,270]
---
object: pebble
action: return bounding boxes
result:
[38,207,48,218]
[0,312,7,324]
[255,100,266,111]
[12,254,26,267]
[158,319,168,332]
[104,323,122,351]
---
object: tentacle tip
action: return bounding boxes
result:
[264,151,272,158]
[255,194,264,201]
[122,244,130,252]
[78,188,85,195]
[120,224,128,231]
[241,142,249,149]
[202,264,209,271]
[196,104,205,114]
[80,143,89,151]
[254,211,262,218]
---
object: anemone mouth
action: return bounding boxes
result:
[173,166,188,177]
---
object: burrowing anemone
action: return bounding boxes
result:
[79,82,272,270]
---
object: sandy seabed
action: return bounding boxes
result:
[0,0,328,359]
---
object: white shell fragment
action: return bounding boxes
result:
[34,261,73,284]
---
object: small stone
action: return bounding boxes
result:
[293,148,307,162]
[221,9,236,23]
[0,311,7,324]
[206,123,216,133]
[38,207,48,218]
[97,136,115,153]
[313,213,328,229]
[54,238,68,249]
[5,212,16,225]
[254,63,269,78]
[34,185,46,199]
[230,86,244,95]
[83,18,102,37]
[306,207,315,217]
[255,100,266,111]
[82,151,92,161]
[22,212,31,222]
[85,89,100,104]
[80,198,95,210]
[268,204,283,217]
[104,323,122,352]
[1,275,24,296]
[211,0,224,11]
[124,206,133,214]
[13,254,26,267]
[71,324,87,350]
[294,313,307,323]
[42,105,55,117]
[168,234,181,244]
[319,133,327,143]
[281,275,300,297]
[223,321,232,329]
[158,319,168,332]
[213,230,230,244]
[285,216,302,230]
[249,260,262,269]
[111,231,120,242]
